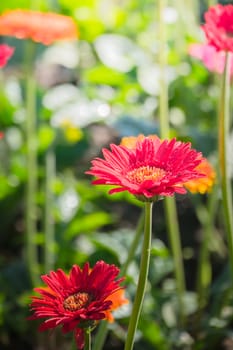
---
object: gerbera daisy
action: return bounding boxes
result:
[0,44,14,68]
[202,4,233,52]
[86,136,205,201]
[0,10,78,45]
[184,157,216,194]
[29,261,124,349]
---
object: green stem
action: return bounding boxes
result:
[207,0,216,7]
[121,212,144,276]
[92,212,144,350]
[219,52,233,281]
[124,202,153,350]
[92,321,108,350]
[84,329,91,350]
[158,0,186,326]
[195,188,217,311]
[164,198,186,326]
[25,40,40,286]
[44,147,56,272]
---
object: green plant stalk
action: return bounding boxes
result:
[124,202,153,350]
[84,328,91,350]
[207,0,217,6]
[44,147,56,272]
[164,198,186,325]
[219,52,233,281]
[195,188,217,311]
[92,212,144,350]
[158,0,186,326]
[25,40,40,286]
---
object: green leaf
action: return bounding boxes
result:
[64,211,112,239]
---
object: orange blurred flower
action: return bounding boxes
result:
[104,289,129,323]
[0,9,78,45]
[120,134,159,149]
[184,158,216,194]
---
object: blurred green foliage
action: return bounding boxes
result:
[0,0,233,349]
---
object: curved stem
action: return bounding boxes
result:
[158,0,186,326]
[124,202,153,350]
[92,212,144,350]
[25,40,40,286]
[219,52,233,281]
[121,212,144,276]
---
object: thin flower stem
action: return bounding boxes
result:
[158,0,186,326]
[219,52,233,281]
[195,188,217,312]
[207,0,217,7]
[25,40,40,286]
[92,212,144,350]
[84,329,91,350]
[121,212,144,276]
[164,198,186,326]
[124,202,153,350]
[44,147,56,272]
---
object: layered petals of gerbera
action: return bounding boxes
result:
[86,136,205,201]
[29,261,124,350]
[0,10,78,45]
[184,158,216,194]
[202,4,233,52]
[0,44,14,68]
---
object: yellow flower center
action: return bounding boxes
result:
[126,166,166,184]
[63,292,91,311]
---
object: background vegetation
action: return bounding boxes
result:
[1,0,233,349]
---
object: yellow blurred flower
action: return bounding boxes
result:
[61,120,83,143]
[184,158,216,194]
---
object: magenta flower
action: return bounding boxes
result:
[0,44,14,68]
[86,136,205,201]
[202,4,233,53]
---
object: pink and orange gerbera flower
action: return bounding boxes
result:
[86,135,205,201]
[0,9,78,45]
[29,261,125,350]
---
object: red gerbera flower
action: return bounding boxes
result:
[202,4,233,52]
[29,261,124,349]
[86,136,205,201]
[0,44,14,68]
[0,10,78,45]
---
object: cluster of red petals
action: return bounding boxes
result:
[86,136,205,200]
[0,44,14,68]
[202,4,233,52]
[0,10,78,45]
[29,261,124,349]
[189,43,233,75]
